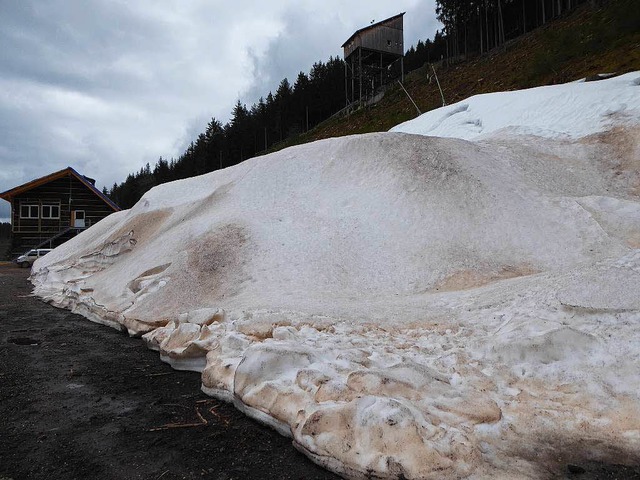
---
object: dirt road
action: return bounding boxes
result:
[0,265,339,480]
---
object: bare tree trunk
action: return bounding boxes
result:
[541,0,546,24]
[497,0,505,46]
[464,22,467,58]
[479,4,484,54]
[485,0,490,50]
[446,32,450,66]
[454,23,457,59]
[523,0,527,33]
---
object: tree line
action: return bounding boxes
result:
[106,57,346,208]
[404,31,448,71]
[106,36,456,210]
[0,222,10,239]
[434,0,599,59]
[106,0,606,209]
[0,222,10,260]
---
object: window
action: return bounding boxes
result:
[20,204,39,219]
[41,204,60,219]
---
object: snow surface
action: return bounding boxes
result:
[391,71,640,141]
[31,72,640,479]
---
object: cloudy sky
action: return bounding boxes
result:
[0,0,440,221]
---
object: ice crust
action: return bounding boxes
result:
[31,73,640,479]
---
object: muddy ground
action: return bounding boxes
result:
[0,265,339,480]
[1,264,639,480]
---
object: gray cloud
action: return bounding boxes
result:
[0,0,440,220]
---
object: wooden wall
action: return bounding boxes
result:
[344,16,404,59]
[9,174,116,255]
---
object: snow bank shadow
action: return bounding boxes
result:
[510,428,640,478]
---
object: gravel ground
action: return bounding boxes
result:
[0,265,339,480]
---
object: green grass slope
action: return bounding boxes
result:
[272,0,639,151]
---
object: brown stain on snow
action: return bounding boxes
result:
[583,125,640,196]
[138,222,253,317]
[627,236,640,249]
[115,221,251,328]
[433,264,539,292]
[110,209,172,247]
[185,223,249,298]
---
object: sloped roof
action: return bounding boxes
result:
[341,12,405,48]
[0,166,120,211]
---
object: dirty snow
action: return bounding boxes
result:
[31,72,640,479]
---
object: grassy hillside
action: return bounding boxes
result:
[272,0,640,150]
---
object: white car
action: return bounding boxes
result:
[15,248,53,268]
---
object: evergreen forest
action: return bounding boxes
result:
[106,0,619,209]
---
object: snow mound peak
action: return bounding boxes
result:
[391,71,640,141]
[31,76,640,479]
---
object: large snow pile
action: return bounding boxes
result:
[32,73,640,479]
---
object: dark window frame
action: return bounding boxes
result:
[41,204,60,219]
[20,204,39,219]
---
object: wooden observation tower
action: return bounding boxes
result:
[342,13,405,106]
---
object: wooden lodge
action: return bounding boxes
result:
[0,167,120,257]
